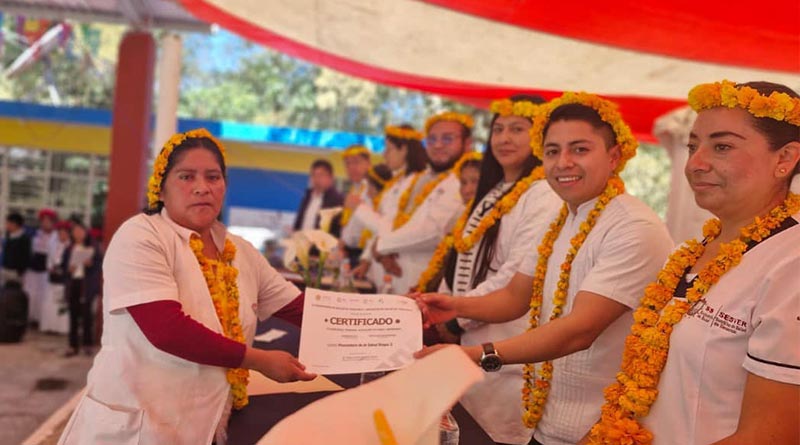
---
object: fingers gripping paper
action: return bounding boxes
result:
[257,346,484,445]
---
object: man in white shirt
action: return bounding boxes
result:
[417,96,673,445]
[293,159,344,232]
[339,145,372,267]
[372,112,474,294]
[24,208,58,325]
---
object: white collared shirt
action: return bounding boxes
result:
[59,209,299,445]
[644,215,800,445]
[376,169,464,293]
[517,194,673,445]
[453,179,561,444]
[340,180,371,247]
[301,191,324,231]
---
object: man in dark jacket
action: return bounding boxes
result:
[2,213,31,284]
[293,159,344,233]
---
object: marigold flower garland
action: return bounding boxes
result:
[147,128,226,210]
[368,167,388,186]
[417,99,542,290]
[587,192,800,445]
[393,153,473,229]
[358,173,404,248]
[453,166,544,253]
[342,145,370,158]
[416,165,542,291]
[188,235,250,410]
[424,111,475,135]
[490,98,540,119]
[339,183,365,228]
[385,125,425,141]
[453,151,483,179]
[521,176,625,428]
[530,92,638,175]
[688,80,800,126]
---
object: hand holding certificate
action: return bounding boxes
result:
[298,288,422,375]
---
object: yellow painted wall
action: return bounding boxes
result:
[0,117,381,177]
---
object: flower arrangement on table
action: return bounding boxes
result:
[281,229,341,288]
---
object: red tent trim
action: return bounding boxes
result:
[180,0,690,141]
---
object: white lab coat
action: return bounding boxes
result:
[58,210,298,445]
[375,170,464,293]
[340,180,371,248]
[351,174,413,287]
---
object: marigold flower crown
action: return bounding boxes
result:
[367,166,388,186]
[147,128,227,210]
[424,111,475,135]
[490,98,540,119]
[530,92,638,175]
[385,125,424,142]
[342,145,371,158]
[688,80,800,127]
[454,151,483,179]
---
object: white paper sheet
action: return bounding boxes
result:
[257,345,484,445]
[298,288,422,375]
[253,329,288,343]
[246,373,344,396]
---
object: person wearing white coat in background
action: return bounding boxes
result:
[345,124,428,286]
[370,113,475,294]
[337,145,372,267]
[418,95,562,444]
[39,221,70,334]
[58,129,315,445]
[23,209,58,325]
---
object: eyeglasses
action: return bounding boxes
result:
[425,134,458,146]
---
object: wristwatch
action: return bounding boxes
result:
[479,342,503,372]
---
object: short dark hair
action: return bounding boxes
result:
[144,135,227,215]
[6,212,24,227]
[386,124,427,174]
[545,103,616,149]
[311,159,334,176]
[366,163,393,191]
[737,81,800,175]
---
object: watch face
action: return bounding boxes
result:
[481,354,502,372]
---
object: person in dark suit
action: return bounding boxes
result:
[2,213,31,284]
[293,159,344,233]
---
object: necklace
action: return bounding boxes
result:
[588,192,800,445]
[522,176,625,428]
[189,235,250,410]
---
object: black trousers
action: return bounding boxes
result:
[67,279,93,350]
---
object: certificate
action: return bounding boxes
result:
[298,288,423,375]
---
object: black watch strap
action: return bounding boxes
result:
[445,318,464,336]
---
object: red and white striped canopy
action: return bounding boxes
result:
[179,0,800,140]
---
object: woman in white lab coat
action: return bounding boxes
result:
[347,124,427,285]
[587,81,800,445]
[58,129,315,445]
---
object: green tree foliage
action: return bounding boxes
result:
[0,21,671,217]
[621,143,671,219]
[177,32,486,139]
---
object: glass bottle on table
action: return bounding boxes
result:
[338,262,357,293]
[439,410,459,445]
[380,274,394,294]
